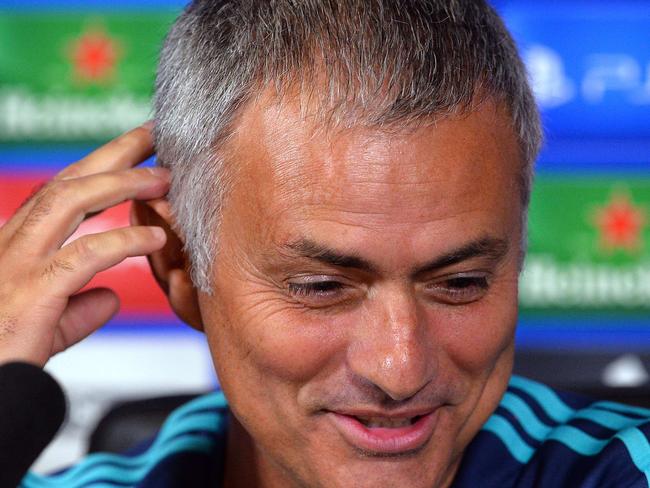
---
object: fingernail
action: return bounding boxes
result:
[151,227,167,240]
[142,120,155,130]
[147,167,170,179]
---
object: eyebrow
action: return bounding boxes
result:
[286,239,378,273]
[285,236,510,276]
[412,237,509,277]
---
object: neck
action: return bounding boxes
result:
[223,416,299,488]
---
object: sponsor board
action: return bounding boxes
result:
[3,172,649,316]
[1,6,650,142]
[0,11,176,143]
[521,176,650,314]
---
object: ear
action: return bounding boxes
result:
[130,198,204,331]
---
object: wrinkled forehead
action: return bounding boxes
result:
[224,91,522,214]
[212,91,525,277]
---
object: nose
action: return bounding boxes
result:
[346,286,437,401]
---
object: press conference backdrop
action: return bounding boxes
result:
[1,0,649,472]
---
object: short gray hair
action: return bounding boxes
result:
[154,0,542,293]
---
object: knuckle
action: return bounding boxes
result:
[41,258,75,280]
[116,229,136,248]
[55,162,82,180]
[38,180,73,207]
[73,236,99,261]
[22,193,54,228]
[23,180,74,227]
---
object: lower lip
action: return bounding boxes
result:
[328,410,438,455]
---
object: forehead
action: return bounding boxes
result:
[223,93,522,248]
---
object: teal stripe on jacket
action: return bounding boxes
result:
[21,391,227,488]
[483,375,650,486]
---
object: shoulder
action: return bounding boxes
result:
[454,376,650,488]
[21,391,229,488]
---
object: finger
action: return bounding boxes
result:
[42,226,167,299]
[55,122,155,181]
[0,181,46,247]
[1,123,154,245]
[51,288,120,356]
[9,167,170,255]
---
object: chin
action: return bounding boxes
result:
[305,452,450,488]
[287,416,459,488]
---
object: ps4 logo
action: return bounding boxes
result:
[524,44,650,109]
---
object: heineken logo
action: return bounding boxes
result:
[67,23,122,85]
[0,88,150,140]
[520,179,650,312]
[520,255,650,309]
[593,188,647,254]
[0,12,175,142]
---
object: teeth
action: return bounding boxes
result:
[356,416,414,428]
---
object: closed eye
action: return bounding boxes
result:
[425,274,490,305]
[288,280,344,297]
[286,278,353,309]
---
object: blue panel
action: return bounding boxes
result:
[500,1,650,139]
[0,147,156,171]
[516,317,650,350]
[536,138,650,171]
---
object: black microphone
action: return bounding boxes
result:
[0,362,66,488]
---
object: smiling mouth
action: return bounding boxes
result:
[354,415,422,428]
[328,410,439,454]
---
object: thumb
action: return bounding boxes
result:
[51,288,120,356]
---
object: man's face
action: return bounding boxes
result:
[198,95,523,487]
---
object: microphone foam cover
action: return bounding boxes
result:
[0,362,66,487]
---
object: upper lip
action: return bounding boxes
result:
[328,407,438,419]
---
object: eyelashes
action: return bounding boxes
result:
[286,279,352,309]
[288,280,345,297]
[425,275,490,304]
[286,274,491,307]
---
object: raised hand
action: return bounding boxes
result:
[0,124,170,367]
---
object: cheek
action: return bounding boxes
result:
[432,281,518,375]
[204,287,347,386]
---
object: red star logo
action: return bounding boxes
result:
[593,189,646,253]
[67,24,122,84]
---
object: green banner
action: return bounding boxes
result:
[0,11,178,143]
[2,13,648,318]
[521,175,650,314]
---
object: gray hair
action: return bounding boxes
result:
[154,0,542,293]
